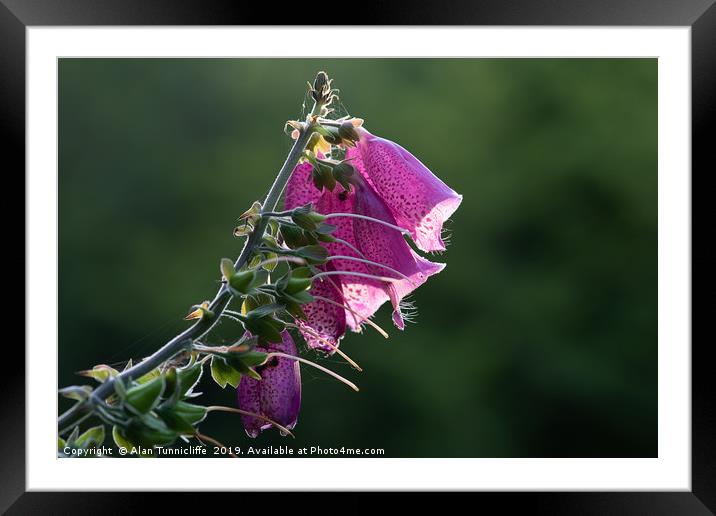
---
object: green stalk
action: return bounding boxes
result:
[57,83,323,434]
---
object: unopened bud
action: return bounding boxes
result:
[332,161,357,191]
[313,71,328,91]
[228,270,255,295]
[338,121,360,143]
[185,301,213,321]
[220,258,235,282]
[239,201,262,222]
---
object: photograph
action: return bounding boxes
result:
[57,58,657,460]
[3,0,710,508]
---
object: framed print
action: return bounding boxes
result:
[4,0,714,512]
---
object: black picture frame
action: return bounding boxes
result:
[4,0,713,513]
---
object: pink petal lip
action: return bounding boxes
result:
[351,178,445,329]
[283,126,459,331]
[348,128,462,252]
[315,184,391,332]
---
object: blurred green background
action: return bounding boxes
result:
[58,58,657,457]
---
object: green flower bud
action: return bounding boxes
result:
[228,269,255,295]
[332,161,356,192]
[338,121,360,143]
[125,375,165,415]
[220,258,235,281]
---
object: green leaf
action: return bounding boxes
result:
[220,257,235,281]
[263,251,279,271]
[77,364,119,384]
[284,300,308,320]
[210,355,242,389]
[156,406,196,435]
[125,375,165,415]
[246,303,284,318]
[59,385,92,402]
[136,368,162,384]
[172,401,209,426]
[243,313,285,343]
[237,350,268,368]
[250,268,270,289]
[176,360,203,398]
[113,377,127,400]
[280,224,309,248]
[315,222,337,235]
[157,401,207,434]
[234,221,253,237]
[163,359,204,403]
[249,254,262,268]
[242,292,274,313]
[228,269,255,295]
[122,419,178,449]
[290,266,313,279]
[296,245,329,264]
[68,426,80,445]
[291,209,318,231]
[332,161,356,191]
[112,425,135,449]
[285,277,312,295]
[286,290,314,305]
[74,425,106,449]
[246,368,262,380]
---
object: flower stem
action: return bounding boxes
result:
[263,211,410,236]
[284,322,362,371]
[312,270,400,284]
[325,255,417,285]
[322,213,410,235]
[58,99,319,435]
[262,352,359,392]
[206,405,295,438]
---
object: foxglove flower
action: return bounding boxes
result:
[237,330,301,437]
[346,128,462,252]
[349,176,444,329]
[285,126,459,333]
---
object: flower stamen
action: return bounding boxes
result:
[330,237,368,259]
[252,256,306,269]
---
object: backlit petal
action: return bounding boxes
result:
[347,128,462,252]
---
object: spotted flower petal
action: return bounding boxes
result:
[298,261,347,352]
[237,330,301,437]
[316,187,391,331]
[287,164,391,331]
[284,161,321,209]
[347,128,462,252]
[351,178,444,329]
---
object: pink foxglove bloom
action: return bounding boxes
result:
[237,330,301,437]
[285,126,461,336]
[346,128,462,252]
